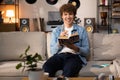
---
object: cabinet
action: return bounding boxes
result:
[97,0,112,33]
[0,23,17,32]
[0,0,19,31]
[97,0,120,33]
[111,0,120,33]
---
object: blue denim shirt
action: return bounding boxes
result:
[50,24,90,65]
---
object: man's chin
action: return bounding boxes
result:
[66,22,73,25]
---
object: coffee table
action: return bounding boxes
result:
[22,77,96,80]
[47,77,94,80]
[22,77,120,80]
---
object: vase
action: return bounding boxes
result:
[28,69,44,80]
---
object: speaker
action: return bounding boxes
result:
[84,18,95,33]
[20,18,30,32]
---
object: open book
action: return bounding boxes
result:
[58,32,79,45]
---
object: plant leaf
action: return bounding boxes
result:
[26,55,32,61]
[37,54,42,60]
[19,54,23,58]
[16,63,22,69]
[16,45,43,72]
[29,64,37,67]
[25,45,30,55]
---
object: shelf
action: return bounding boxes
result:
[111,15,120,19]
[97,24,110,26]
[97,0,120,33]
[97,0,111,33]
[98,26,108,30]
[111,17,120,19]
[113,0,120,3]
[0,23,17,32]
[0,0,19,32]
[0,2,19,5]
[111,0,120,33]
[98,5,109,7]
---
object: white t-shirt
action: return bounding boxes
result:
[60,26,75,53]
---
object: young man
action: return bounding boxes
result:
[43,3,90,77]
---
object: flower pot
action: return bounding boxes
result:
[28,69,44,80]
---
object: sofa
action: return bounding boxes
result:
[79,33,120,77]
[0,32,47,80]
[0,32,120,80]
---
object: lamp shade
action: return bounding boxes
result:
[6,10,14,17]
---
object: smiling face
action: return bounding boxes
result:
[62,12,74,27]
[59,3,77,28]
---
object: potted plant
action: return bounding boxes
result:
[16,45,44,80]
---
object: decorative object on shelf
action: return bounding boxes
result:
[112,1,120,18]
[99,0,108,6]
[16,45,44,80]
[105,0,108,6]
[25,0,37,4]
[39,18,45,31]
[100,12,107,26]
[4,0,14,4]
[68,0,80,9]
[46,0,58,5]
[33,18,39,31]
[112,28,119,33]
[99,0,105,5]
[20,18,30,32]
[6,10,14,23]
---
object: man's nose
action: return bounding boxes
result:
[66,14,70,18]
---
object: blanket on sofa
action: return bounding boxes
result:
[110,58,120,78]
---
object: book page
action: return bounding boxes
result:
[58,32,79,45]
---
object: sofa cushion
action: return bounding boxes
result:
[79,61,112,77]
[46,32,52,58]
[0,61,27,77]
[0,61,45,77]
[93,33,120,61]
[0,32,47,61]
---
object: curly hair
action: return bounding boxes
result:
[59,3,77,16]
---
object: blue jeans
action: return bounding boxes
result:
[43,52,83,77]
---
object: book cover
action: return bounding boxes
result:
[58,32,79,45]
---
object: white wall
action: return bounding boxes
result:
[19,0,97,30]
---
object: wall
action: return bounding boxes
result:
[19,0,97,31]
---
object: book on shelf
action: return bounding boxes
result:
[58,32,79,45]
